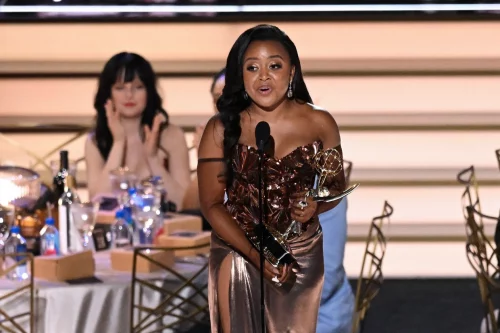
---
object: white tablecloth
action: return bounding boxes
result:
[0,251,209,333]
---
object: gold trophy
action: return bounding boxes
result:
[286,147,359,237]
[307,147,359,203]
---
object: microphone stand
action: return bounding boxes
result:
[257,146,266,333]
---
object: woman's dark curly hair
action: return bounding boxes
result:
[93,52,169,160]
[217,24,313,188]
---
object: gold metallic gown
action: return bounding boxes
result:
[209,140,335,333]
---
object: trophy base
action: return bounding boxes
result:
[246,224,296,268]
[311,183,360,203]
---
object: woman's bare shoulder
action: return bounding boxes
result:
[202,114,225,144]
[86,131,97,146]
[302,103,340,145]
[298,103,339,132]
[158,122,184,144]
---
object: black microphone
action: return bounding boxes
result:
[254,120,270,333]
[255,121,270,153]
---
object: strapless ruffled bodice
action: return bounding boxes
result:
[225,140,322,240]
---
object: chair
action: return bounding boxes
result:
[457,166,482,227]
[130,244,210,333]
[495,149,500,172]
[465,205,500,333]
[0,126,89,187]
[344,159,353,185]
[0,252,35,333]
[352,201,393,333]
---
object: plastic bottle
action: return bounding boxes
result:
[3,225,29,281]
[111,210,133,249]
[40,217,60,256]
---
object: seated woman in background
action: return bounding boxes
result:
[85,52,191,210]
[181,68,225,211]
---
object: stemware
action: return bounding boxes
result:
[0,204,15,243]
[71,201,100,250]
[109,167,137,208]
[130,189,161,245]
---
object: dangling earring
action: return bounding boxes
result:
[287,81,293,98]
[243,91,248,100]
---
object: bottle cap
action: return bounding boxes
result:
[128,188,137,196]
[45,217,55,226]
[10,225,20,234]
[115,209,125,219]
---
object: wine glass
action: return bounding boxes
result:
[109,167,137,208]
[0,204,15,243]
[130,190,161,245]
[71,201,100,250]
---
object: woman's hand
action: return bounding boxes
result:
[248,247,292,286]
[105,99,125,141]
[290,191,318,223]
[144,113,166,158]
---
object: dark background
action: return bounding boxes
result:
[2,0,500,22]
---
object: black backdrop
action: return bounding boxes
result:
[2,0,500,22]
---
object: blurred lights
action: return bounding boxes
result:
[0,179,26,207]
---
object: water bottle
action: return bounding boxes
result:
[111,210,133,249]
[3,226,29,281]
[40,217,60,256]
[125,188,137,229]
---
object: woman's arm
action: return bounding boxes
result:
[197,116,256,256]
[147,124,191,210]
[84,133,126,199]
[199,116,288,281]
[314,110,347,215]
[182,176,200,210]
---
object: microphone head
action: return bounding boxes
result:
[255,121,271,150]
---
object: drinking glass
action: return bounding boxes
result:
[130,190,161,245]
[0,204,15,242]
[111,219,133,249]
[109,167,137,208]
[71,201,100,250]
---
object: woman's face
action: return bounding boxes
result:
[110,75,147,118]
[242,40,294,111]
[211,76,225,113]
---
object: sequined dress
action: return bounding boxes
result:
[209,140,326,333]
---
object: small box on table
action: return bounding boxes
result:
[157,231,211,257]
[34,250,95,282]
[163,213,202,235]
[96,209,119,225]
[110,248,175,273]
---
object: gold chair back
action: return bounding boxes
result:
[465,205,500,333]
[0,252,35,333]
[130,245,210,333]
[495,149,500,172]
[343,159,353,185]
[457,166,482,228]
[352,201,393,333]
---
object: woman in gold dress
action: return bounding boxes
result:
[197,24,346,333]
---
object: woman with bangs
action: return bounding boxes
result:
[85,52,190,210]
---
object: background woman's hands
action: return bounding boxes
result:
[105,99,125,141]
[290,191,318,223]
[144,113,166,157]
